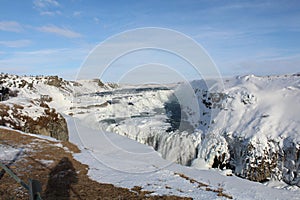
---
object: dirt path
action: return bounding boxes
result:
[0,128,192,200]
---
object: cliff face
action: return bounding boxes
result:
[222,136,300,186]
[192,75,300,187]
[0,74,72,141]
[23,108,69,141]
[0,101,69,141]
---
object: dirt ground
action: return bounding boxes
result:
[0,128,192,200]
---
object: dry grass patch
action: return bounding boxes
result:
[0,128,192,200]
[174,172,233,199]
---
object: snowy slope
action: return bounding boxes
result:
[192,74,300,186]
[66,116,300,200]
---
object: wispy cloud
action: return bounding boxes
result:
[37,25,82,38]
[73,11,82,17]
[0,40,31,48]
[215,1,272,11]
[93,17,100,24]
[0,21,23,32]
[40,10,62,16]
[33,0,60,8]
[33,0,61,16]
[194,27,247,40]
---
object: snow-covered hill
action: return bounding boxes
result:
[0,73,299,194]
[192,74,300,186]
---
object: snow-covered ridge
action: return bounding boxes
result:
[0,74,113,140]
[1,73,299,188]
[197,74,300,186]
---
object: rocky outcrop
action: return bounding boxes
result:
[224,137,300,186]
[282,141,300,186]
[45,76,65,87]
[23,108,69,141]
[0,102,69,141]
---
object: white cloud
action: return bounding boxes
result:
[193,26,268,42]
[33,0,61,16]
[0,21,23,32]
[33,0,60,8]
[40,10,61,16]
[37,25,82,38]
[94,17,100,24]
[73,11,82,17]
[0,40,31,48]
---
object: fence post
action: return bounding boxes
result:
[0,162,43,199]
[0,162,29,191]
[29,179,42,200]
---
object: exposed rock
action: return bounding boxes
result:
[0,102,69,141]
[92,78,104,87]
[45,76,64,87]
[40,94,53,102]
[23,108,69,141]
[70,81,82,87]
[226,138,300,186]
[282,140,300,186]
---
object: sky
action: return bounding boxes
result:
[0,0,300,83]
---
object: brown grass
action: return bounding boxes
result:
[0,128,192,200]
[0,102,69,141]
[175,173,233,199]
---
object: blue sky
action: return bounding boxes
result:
[0,0,300,82]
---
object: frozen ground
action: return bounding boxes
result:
[66,116,300,199]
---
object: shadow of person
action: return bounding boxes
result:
[45,157,78,200]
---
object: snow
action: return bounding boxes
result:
[191,75,300,184]
[65,74,300,185]
[1,73,300,199]
[36,159,54,166]
[215,75,300,141]
[0,126,58,142]
[66,116,300,199]
[0,145,22,162]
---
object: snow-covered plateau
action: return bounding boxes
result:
[0,73,300,199]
